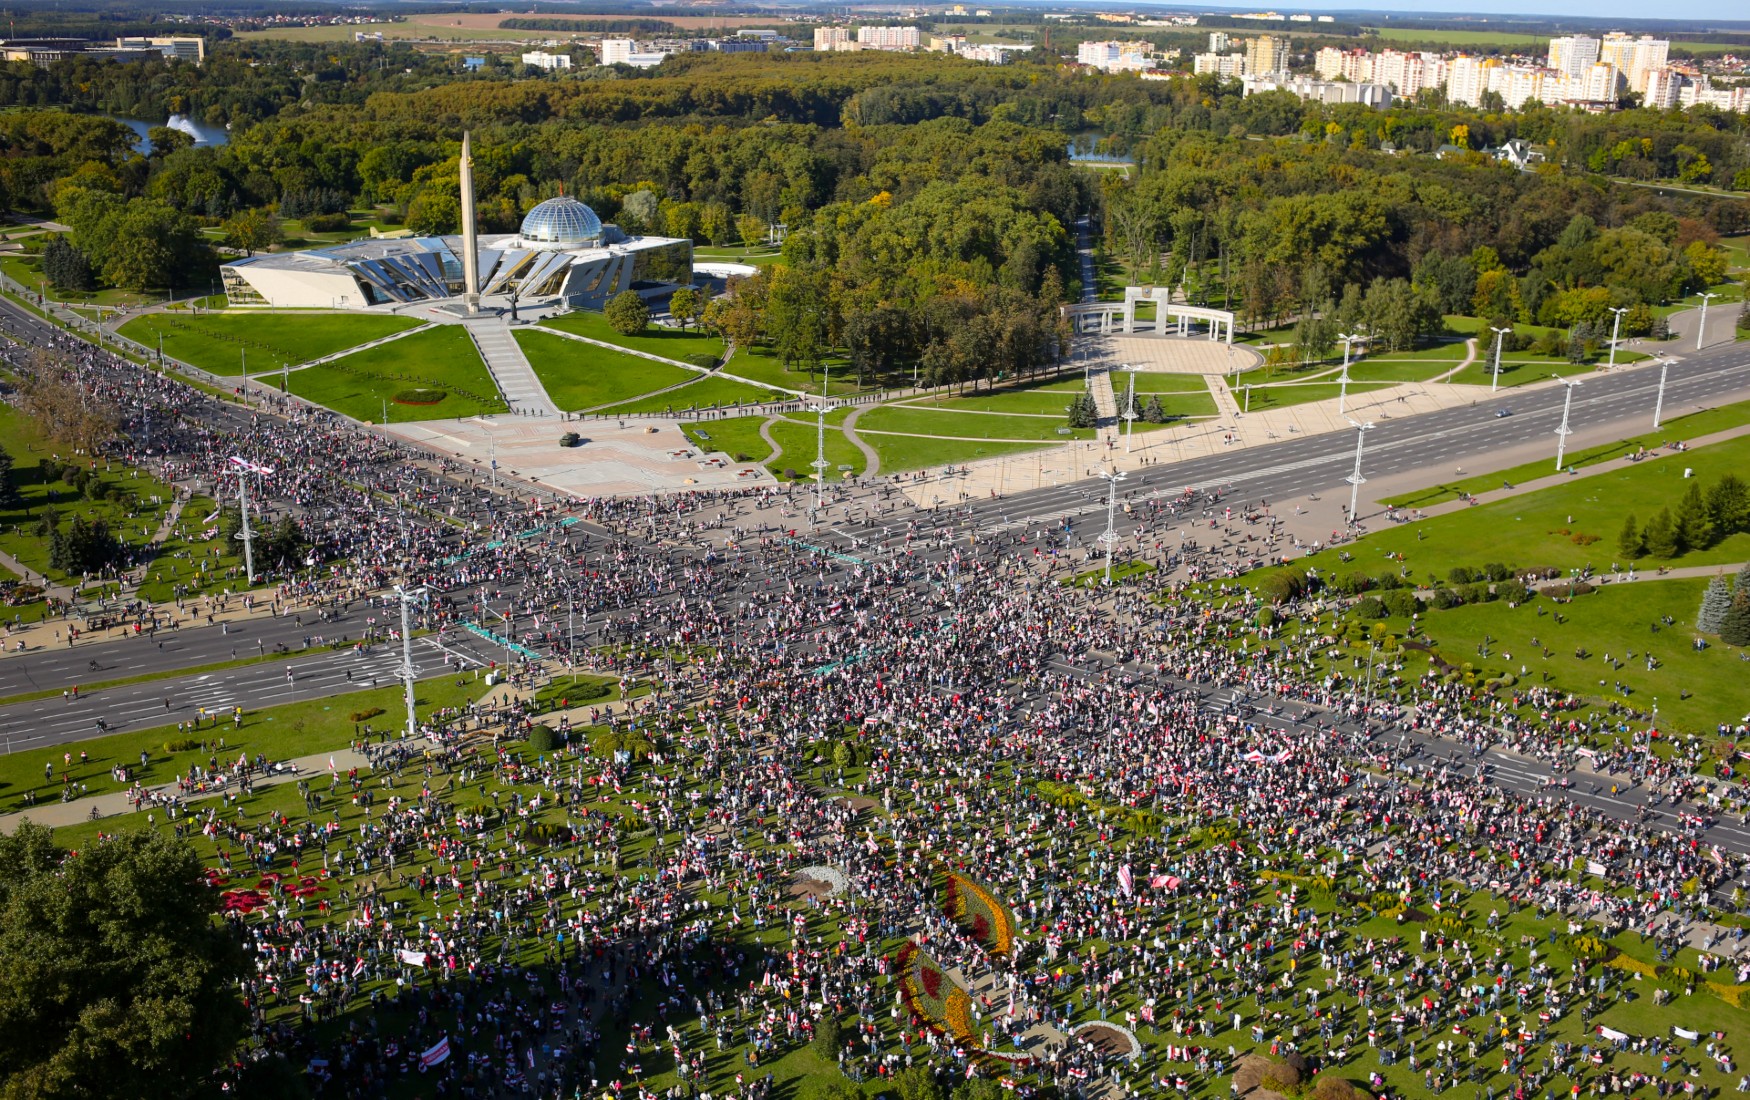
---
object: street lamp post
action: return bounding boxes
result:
[1653,355,1671,430]
[1337,332,1362,415]
[1698,292,1719,352]
[810,364,832,514]
[1098,466,1127,585]
[1122,363,1139,453]
[1344,417,1373,527]
[1606,306,1628,369]
[1552,373,1581,472]
[1490,326,1512,394]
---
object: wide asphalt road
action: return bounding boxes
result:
[826,346,1750,548]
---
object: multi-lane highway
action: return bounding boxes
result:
[825,345,1750,549]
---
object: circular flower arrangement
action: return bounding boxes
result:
[893,940,1033,1071]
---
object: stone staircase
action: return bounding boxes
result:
[466,319,560,416]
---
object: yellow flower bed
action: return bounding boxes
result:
[945,985,978,1046]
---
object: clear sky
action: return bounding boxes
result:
[1195,0,1749,24]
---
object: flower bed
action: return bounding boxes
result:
[943,870,1018,957]
[893,939,1031,1070]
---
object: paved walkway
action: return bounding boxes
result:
[0,745,370,834]
[1429,338,1480,383]
[841,407,882,477]
[467,319,560,417]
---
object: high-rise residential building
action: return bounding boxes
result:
[856,25,920,51]
[1208,31,1230,53]
[1600,33,1667,97]
[1643,67,1687,109]
[1546,34,1599,79]
[813,27,853,51]
[1244,35,1287,76]
[1444,55,1495,108]
[1371,50,1439,98]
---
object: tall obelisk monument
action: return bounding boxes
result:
[459,131,481,314]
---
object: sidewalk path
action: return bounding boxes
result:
[841,407,882,478]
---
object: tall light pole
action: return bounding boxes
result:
[1344,418,1373,527]
[1552,373,1581,472]
[1337,332,1362,415]
[1489,326,1512,394]
[1652,355,1671,430]
[1606,306,1628,369]
[1098,465,1127,585]
[1697,292,1719,352]
[393,585,428,740]
[810,363,832,513]
[1122,363,1139,453]
[240,348,248,408]
[227,456,272,584]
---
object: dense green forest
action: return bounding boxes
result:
[0,44,1744,381]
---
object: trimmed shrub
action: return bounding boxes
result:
[162,739,200,754]
[350,707,385,723]
[528,724,557,752]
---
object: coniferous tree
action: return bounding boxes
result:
[1698,575,1733,634]
[1618,513,1643,558]
[1675,481,1716,551]
[1721,593,1750,647]
[1642,508,1679,559]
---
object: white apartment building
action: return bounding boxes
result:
[856,25,920,51]
[598,38,669,68]
[1192,51,1246,78]
[1547,35,1599,80]
[1078,40,1156,73]
[1371,49,1442,98]
[1208,31,1230,53]
[1601,33,1667,97]
[1644,67,1688,109]
[521,50,572,71]
[1242,71,1392,109]
[813,27,853,51]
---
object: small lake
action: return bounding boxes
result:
[1067,133,1134,166]
[109,114,230,153]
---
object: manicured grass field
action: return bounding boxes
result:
[1261,433,1750,593]
[857,405,1097,442]
[722,344,859,396]
[287,325,506,423]
[118,312,422,376]
[132,496,255,603]
[538,311,725,366]
[680,416,773,463]
[1384,398,1750,508]
[597,374,779,415]
[1235,381,1397,411]
[1298,577,1739,736]
[862,434,1047,475]
[514,329,694,412]
[768,416,867,479]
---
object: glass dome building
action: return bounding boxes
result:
[518,196,603,251]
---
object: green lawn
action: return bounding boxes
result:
[538,311,725,366]
[1259,432,1750,592]
[133,496,255,603]
[681,416,774,463]
[863,434,1048,475]
[857,405,1097,442]
[1236,381,1397,412]
[514,329,695,412]
[117,311,422,376]
[1385,398,1750,508]
[1329,578,1741,735]
[722,344,861,396]
[287,325,506,423]
[768,417,867,480]
[597,374,780,415]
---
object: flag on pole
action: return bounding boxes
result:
[420,1037,450,1067]
[229,456,276,476]
[1118,864,1133,898]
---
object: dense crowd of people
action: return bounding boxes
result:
[8,332,1750,1100]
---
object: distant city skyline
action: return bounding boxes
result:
[1187,0,1750,25]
